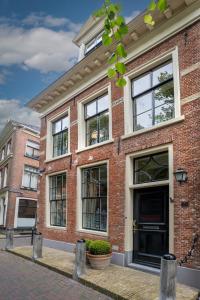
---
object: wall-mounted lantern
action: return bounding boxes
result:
[174,168,188,184]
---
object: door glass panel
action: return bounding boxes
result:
[139,192,164,223]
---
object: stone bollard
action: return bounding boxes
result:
[32,232,43,260]
[5,228,14,250]
[73,239,86,280]
[160,254,177,300]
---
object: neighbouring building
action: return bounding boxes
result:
[0,120,40,229]
[28,0,200,275]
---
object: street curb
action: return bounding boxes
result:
[6,249,124,300]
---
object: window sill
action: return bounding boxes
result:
[122,116,185,140]
[77,229,108,237]
[24,155,39,161]
[46,225,67,231]
[45,153,71,163]
[76,139,114,154]
[20,187,37,192]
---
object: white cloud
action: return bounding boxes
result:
[23,13,82,32]
[0,14,80,73]
[125,10,141,23]
[0,99,40,132]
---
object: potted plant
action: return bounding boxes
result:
[87,240,112,269]
[85,239,92,264]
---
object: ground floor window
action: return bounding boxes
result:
[49,173,66,227]
[18,199,37,219]
[82,164,107,232]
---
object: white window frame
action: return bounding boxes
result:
[25,140,40,159]
[14,197,37,229]
[3,166,8,188]
[77,84,113,153]
[22,165,39,190]
[123,47,183,139]
[45,170,67,230]
[46,108,71,162]
[76,160,109,237]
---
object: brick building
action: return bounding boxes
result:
[28,0,200,273]
[0,120,40,229]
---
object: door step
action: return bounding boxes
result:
[128,263,160,275]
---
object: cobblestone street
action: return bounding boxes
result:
[0,251,112,300]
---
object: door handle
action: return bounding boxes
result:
[133,219,138,232]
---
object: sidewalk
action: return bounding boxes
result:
[8,246,198,300]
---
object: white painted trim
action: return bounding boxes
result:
[46,107,70,161]
[77,84,112,150]
[124,144,174,255]
[0,191,8,227]
[37,3,200,117]
[122,116,185,140]
[44,153,72,163]
[14,197,37,229]
[76,139,114,154]
[45,170,67,229]
[124,47,181,136]
[76,160,109,236]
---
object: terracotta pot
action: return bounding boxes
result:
[87,253,112,270]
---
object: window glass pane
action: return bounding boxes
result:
[31,174,38,189]
[134,152,168,184]
[62,116,69,130]
[97,95,109,113]
[18,199,36,218]
[53,119,62,134]
[62,131,68,154]
[100,197,107,231]
[100,165,107,197]
[23,173,30,187]
[153,62,173,86]
[56,175,62,199]
[85,38,96,53]
[26,146,33,157]
[85,101,96,118]
[135,92,152,115]
[132,73,151,96]
[134,111,152,131]
[99,112,109,143]
[53,133,62,157]
[86,117,98,146]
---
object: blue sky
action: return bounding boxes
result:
[0,0,150,131]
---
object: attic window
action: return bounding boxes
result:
[85,31,103,55]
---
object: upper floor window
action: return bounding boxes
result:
[82,164,107,232]
[26,140,39,159]
[1,147,5,161]
[85,94,109,146]
[49,173,66,227]
[85,31,103,55]
[0,170,2,188]
[6,141,11,156]
[22,165,39,190]
[52,116,69,157]
[132,61,174,131]
[3,166,8,187]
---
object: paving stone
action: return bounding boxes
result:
[9,246,199,300]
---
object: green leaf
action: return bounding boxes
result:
[102,33,112,46]
[118,24,128,36]
[116,77,127,88]
[115,62,126,75]
[115,16,125,26]
[148,0,156,11]
[116,43,127,58]
[93,8,105,18]
[144,14,155,26]
[114,30,122,41]
[108,53,117,64]
[107,68,117,78]
[157,0,167,12]
[108,11,115,20]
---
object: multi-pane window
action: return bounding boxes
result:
[85,32,103,55]
[134,152,168,184]
[22,165,39,190]
[18,199,37,219]
[6,141,11,156]
[1,147,5,161]
[132,61,174,131]
[52,116,69,157]
[85,94,109,146]
[49,173,66,227]
[25,140,39,159]
[82,164,107,232]
[3,166,8,187]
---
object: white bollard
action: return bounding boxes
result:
[32,233,43,260]
[160,254,177,300]
[73,239,86,280]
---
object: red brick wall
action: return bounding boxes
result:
[38,21,200,266]
[6,128,39,227]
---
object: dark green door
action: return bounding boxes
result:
[133,186,169,267]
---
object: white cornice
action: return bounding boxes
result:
[28,0,200,116]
